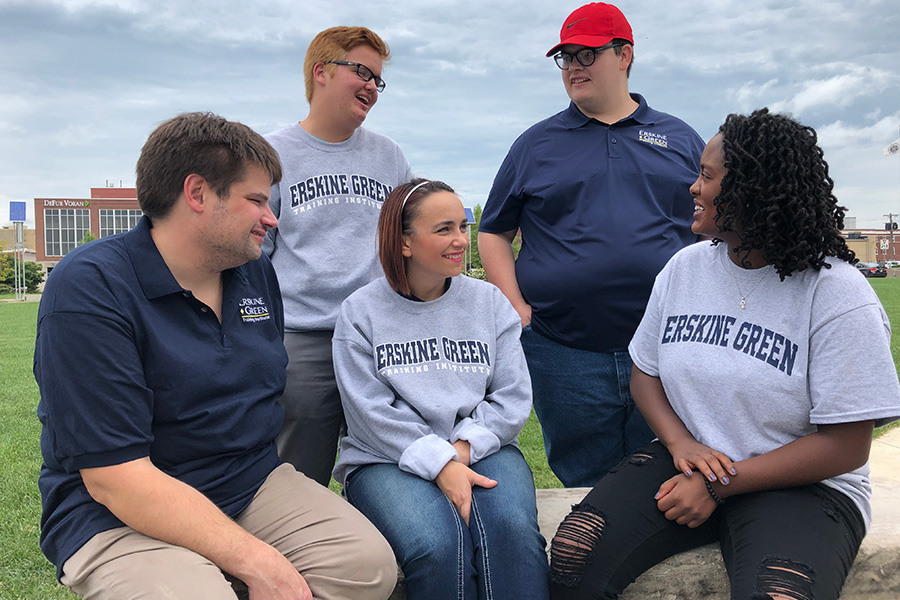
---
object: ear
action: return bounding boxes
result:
[401,234,413,258]
[619,44,633,72]
[312,61,330,87]
[183,173,210,215]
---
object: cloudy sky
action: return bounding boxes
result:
[2,0,899,230]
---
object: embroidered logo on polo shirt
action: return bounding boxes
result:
[238,296,271,322]
[639,130,668,149]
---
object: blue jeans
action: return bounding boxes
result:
[521,326,654,488]
[344,446,550,600]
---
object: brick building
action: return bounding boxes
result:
[33,187,141,272]
[0,224,35,253]
[844,229,900,263]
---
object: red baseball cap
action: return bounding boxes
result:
[546,3,634,57]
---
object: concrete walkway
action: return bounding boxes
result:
[870,425,900,485]
[0,293,41,303]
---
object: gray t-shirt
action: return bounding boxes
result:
[629,241,900,530]
[263,123,414,331]
[332,275,533,485]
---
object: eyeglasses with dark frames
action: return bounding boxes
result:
[552,43,624,70]
[326,60,386,92]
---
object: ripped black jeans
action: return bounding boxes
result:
[549,442,865,600]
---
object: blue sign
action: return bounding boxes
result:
[465,208,475,224]
[10,201,26,222]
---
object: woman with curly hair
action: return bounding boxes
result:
[549,109,900,600]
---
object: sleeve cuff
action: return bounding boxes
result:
[451,419,501,464]
[399,434,458,481]
[62,444,152,473]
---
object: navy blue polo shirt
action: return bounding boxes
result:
[480,94,703,352]
[35,217,287,578]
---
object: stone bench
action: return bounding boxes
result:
[234,430,900,599]
[383,474,900,599]
[537,477,900,600]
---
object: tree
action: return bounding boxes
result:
[79,231,97,246]
[467,203,521,280]
[23,261,45,292]
[0,256,11,292]
[470,204,484,270]
[0,254,46,293]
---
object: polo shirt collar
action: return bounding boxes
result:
[563,93,653,129]
[124,216,250,300]
[124,216,184,300]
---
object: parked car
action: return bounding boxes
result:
[856,262,887,278]
[884,260,900,268]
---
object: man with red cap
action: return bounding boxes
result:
[479,3,703,488]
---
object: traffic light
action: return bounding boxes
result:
[886,223,898,230]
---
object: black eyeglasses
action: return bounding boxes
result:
[553,43,623,70]
[326,60,386,92]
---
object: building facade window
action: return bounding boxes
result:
[44,209,90,257]
[99,209,143,238]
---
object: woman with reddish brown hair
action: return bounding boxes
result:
[332,179,550,600]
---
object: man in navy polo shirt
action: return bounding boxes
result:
[34,112,396,600]
[479,3,703,488]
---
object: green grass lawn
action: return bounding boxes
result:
[0,303,76,599]
[870,278,900,360]
[2,277,898,597]
[867,279,900,438]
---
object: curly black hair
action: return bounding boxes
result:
[711,108,855,279]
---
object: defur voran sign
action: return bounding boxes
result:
[43,200,90,207]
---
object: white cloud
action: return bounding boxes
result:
[50,123,114,148]
[728,79,781,111]
[817,114,900,148]
[38,0,142,10]
[770,66,898,115]
[0,93,32,134]
[2,0,900,226]
[815,112,900,221]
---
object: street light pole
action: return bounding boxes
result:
[882,127,900,262]
[885,213,896,262]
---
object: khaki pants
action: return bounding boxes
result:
[61,463,397,600]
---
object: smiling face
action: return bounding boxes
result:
[689,133,728,240]
[203,163,277,270]
[321,44,383,130]
[402,190,469,300]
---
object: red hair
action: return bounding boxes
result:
[304,26,390,103]
[378,178,455,295]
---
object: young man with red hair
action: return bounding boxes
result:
[263,26,414,485]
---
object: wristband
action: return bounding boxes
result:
[704,477,725,506]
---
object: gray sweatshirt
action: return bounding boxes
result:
[263,123,414,331]
[332,275,533,485]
